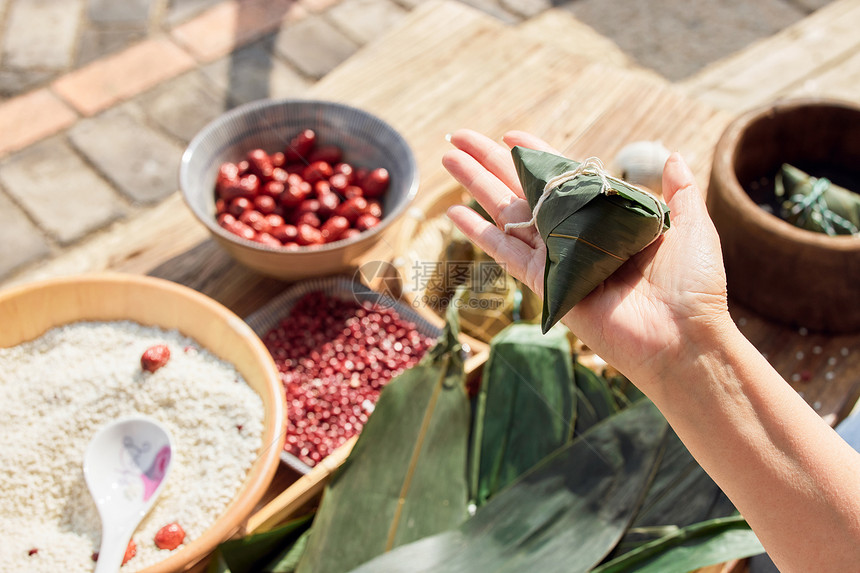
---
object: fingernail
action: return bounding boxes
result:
[445,132,453,143]
[670,152,694,177]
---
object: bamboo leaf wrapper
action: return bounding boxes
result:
[511,146,670,333]
[775,163,860,236]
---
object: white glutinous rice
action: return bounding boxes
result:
[0,321,265,572]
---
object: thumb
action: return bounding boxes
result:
[661,152,711,224]
[662,152,698,204]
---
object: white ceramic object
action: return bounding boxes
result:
[84,416,174,573]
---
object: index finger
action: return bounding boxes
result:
[448,129,526,198]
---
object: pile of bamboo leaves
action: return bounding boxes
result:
[208,306,764,573]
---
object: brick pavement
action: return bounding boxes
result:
[0,0,835,283]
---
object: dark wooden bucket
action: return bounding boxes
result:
[707,98,860,333]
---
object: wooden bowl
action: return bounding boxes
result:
[0,273,286,573]
[707,98,860,333]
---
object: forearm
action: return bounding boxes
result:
[640,321,860,571]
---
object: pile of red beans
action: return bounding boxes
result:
[214,129,389,248]
[262,291,436,467]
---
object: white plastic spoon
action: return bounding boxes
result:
[84,416,174,572]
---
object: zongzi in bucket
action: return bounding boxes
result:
[506,146,670,333]
[775,163,860,236]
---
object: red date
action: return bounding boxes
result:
[335,197,368,223]
[284,129,316,162]
[141,344,170,373]
[355,214,381,231]
[123,539,136,565]
[213,130,390,249]
[321,215,349,242]
[154,523,186,551]
[220,174,259,202]
[246,149,274,179]
[308,145,343,165]
[302,161,334,185]
[253,195,277,215]
[361,168,390,198]
[296,223,323,245]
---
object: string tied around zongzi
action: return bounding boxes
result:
[503,156,666,247]
[782,176,859,236]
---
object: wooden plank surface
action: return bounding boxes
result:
[3,0,858,557]
[681,0,860,111]
[515,8,640,71]
[3,0,856,454]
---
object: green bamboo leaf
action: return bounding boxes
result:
[573,362,620,435]
[207,514,313,573]
[349,400,669,573]
[264,529,312,572]
[592,515,764,573]
[206,549,230,573]
[470,322,575,507]
[296,305,470,573]
[609,430,736,557]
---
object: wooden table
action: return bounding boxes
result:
[4,0,859,567]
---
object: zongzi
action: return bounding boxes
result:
[775,163,860,236]
[506,146,670,333]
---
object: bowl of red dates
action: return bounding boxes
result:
[179,99,419,280]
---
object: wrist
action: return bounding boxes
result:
[638,311,743,402]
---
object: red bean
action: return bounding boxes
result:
[261,292,435,466]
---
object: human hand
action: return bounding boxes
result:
[442,129,734,391]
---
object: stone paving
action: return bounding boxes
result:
[0,0,834,283]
